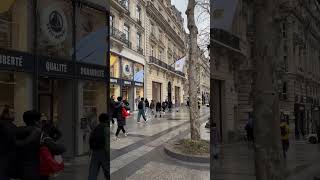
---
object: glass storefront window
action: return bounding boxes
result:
[76,4,107,65]
[37,0,73,59]
[110,84,121,98]
[110,54,120,78]
[0,0,32,52]
[122,58,133,80]
[0,72,33,126]
[78,80,106,155]
[134,63,144,83]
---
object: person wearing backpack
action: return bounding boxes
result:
[88,113,109,180]
[137,98,148,123]
[280,117,290,159]
[115,102,129,140]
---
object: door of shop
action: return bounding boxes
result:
[38,77,74,157]
[175,86,180,106]
[122,86,134,110]
[152,81,162,103]
[168,82,172,103]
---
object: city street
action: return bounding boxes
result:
[58,106,210,180]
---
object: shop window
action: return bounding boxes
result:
[75,3,107,65]
[37,0,73,59]
[110,84,120,98]
[122,58,133,80]
[134,63,144,82]
[0,72,33,126]
[0,0,31,52]
[110,54,120,78]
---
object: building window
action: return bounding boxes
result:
[159,49,163,60]
[137,33,141,49]
[124,24,130,41]
[151,22,155,35]
[136,6,141,21]
[151,46,154,57]
[284,56,288,72]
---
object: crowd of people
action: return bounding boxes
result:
[0,106,66,180]
[0,105,110,180]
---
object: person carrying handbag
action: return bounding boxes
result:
[40,123,65,180]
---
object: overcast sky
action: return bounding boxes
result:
[171,0,189,33]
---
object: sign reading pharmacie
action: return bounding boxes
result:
[0,49,34,72]
[76,62,107,81]
[39,56,73,77]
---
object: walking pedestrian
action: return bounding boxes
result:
[150,100,155,116]
[0,106,16,180]
[137,98,148,123]
[88,113,109,180]
[168,101,172,112]
[162,101,166,112]
[212,123,220,159]
[110,95,116,126]
[280,117,290,159]
[40,123,65,180]
[15,110,42,180]
[115,100,129,140]
[145,98,150,116]
[156,101,162,118]
[123,97,130,110]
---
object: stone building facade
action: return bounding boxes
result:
[212,0,320,142]
[110,0,147,110]
[144,0,187,106]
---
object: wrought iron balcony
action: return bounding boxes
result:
[115,0,129,10]
[137,46,143,55]
[110,26,128,45]
[149,56,168,69]
[149,56,185,77]
[212,28,240,50]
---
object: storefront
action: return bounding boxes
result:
[0,0,109,158]
[110,53,144,111]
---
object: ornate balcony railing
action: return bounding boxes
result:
[110,26,128,45]
[115,0,129,10]
[212,28,240,50]
[149,56,185,77]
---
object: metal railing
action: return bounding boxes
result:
[149,56,185,77]
[212,28,240,50]
[110,26,129,45]
[115,0,129,10]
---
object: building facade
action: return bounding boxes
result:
[212,0,320,142]
[144,0,187,106]
[0,0,108,157]
[110,0,146,111]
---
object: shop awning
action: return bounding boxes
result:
[0,0,15,13]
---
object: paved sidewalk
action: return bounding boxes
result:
[57,106,210,180]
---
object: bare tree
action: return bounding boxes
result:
[252,0,285,179]
[186,0,201,140]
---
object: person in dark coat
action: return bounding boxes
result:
[115,97,127,140]
[150,100,155,116]
[0,106,16,180]
[15,110,42,180]
[110,95,116,126]
[156,101,162,118]
[88,113,109,180]
[145,99,150,108]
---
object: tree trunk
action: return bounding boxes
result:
[186,0,201,140]
[252,0,285,179]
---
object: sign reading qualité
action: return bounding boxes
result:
[45,61,67,73]
[39,57,72,77]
